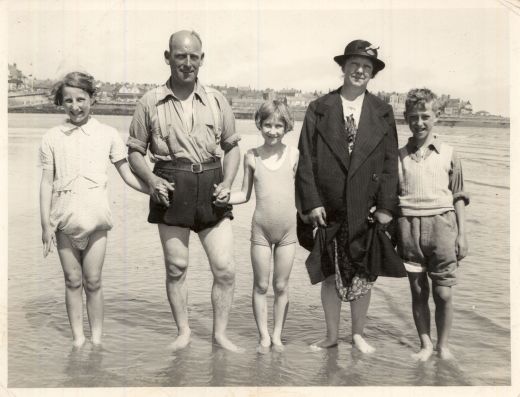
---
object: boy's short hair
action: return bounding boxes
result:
[405,88,440,113]
[52,71,96,106]
[254,100,294,132]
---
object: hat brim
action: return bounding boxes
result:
[334,54,385,73]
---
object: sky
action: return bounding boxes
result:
[6,0,515,116]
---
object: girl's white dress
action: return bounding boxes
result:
[39,117,127,249]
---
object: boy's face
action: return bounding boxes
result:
[405,101,437,142]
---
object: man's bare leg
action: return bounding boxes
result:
[158,224,191,351]
[199,218,243,352]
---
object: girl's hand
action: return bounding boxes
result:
[213,184,231,206]
[456,233,468,261]
[42,228,56,257]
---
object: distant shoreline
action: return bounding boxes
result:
[8,103,510,128]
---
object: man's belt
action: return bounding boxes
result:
[169,159,221,174]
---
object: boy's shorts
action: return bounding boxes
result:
[148,160,233,233]
[397,211,458,287]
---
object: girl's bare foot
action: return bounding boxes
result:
[352,334,375,354]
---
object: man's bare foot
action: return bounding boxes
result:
[411,346,434,361]
[437,346,455,360]
[168,330,191,352]
[352,334,375,354]
[213,334,244,353]
[271,335,284,352]
[310,337,338,351]
[72,335,86,348]
[92,336,102,346]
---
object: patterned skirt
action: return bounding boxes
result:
[333,220,375,302]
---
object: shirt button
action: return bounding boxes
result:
[372,173,379,181]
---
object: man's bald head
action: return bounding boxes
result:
[169,30,203,51]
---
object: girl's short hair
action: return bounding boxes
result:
[405,88,439,113]
[52,71,96,106]
[254,100,294,132]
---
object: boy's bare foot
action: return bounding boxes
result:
[437,346,455,360]
[352,334,375,354]
[72,335,86,348]
[310,337,338,350]
[411,346,434,361]
[92,336,102,346]
[213,334,245,353]
[256,343,271,354]
[168,330,191,352]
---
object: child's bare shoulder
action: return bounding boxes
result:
[244,148,257,169]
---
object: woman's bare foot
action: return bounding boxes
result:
[352,334,375,354]
[213,334,245,353]
[310,337,338,351]
[437,346,455,360]
[168,329,191,352]
[72,335,86,348]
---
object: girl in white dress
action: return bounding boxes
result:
[39,72,166,347]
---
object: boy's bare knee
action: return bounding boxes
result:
[433,285,452,303]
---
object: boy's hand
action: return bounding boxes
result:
[42,228,56,257]
[456,233,468,260]
[213,183,231,206]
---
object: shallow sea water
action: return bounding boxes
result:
[7,113,510,387]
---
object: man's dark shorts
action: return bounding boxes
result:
[149,160,233,232]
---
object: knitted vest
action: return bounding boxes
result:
[398,143,454,216]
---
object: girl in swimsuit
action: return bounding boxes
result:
[39,72,158,347]
[226,100,298,352]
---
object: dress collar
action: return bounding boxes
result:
[59,117,97,135]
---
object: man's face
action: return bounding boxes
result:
[342,56,373,90]
[405,101,438,142]
[165,33,204,86]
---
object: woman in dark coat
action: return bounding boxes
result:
[296,40,399,352]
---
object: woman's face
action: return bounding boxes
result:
[342,56,374,91]
[62,86,93,126]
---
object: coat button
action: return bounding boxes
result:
[372,173,379,181]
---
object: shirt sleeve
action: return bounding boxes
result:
[217,94,241,151]
[449,149,470,205]
[127,99,151,155]
[109,127,128,163]
[39,134,54,170]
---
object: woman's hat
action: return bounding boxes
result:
[333,39,385,72]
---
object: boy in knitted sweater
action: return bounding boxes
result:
[397,88,469,361]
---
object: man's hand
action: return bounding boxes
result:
[42,227,56,257]
[456,233,468,261]
[308,206,327,228]
[148,175,175,207]
[213,183,231,206]
[374,209,393,225]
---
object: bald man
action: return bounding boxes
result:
[127,30,242,352]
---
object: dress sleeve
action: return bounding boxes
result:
[39,134,54,170]
[449,149,470,205]
[127,99,151,155]
[110,127,128,163]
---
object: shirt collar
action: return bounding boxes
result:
[59,117,97,135]
[407,134,442,154]
[156,78,207,105]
